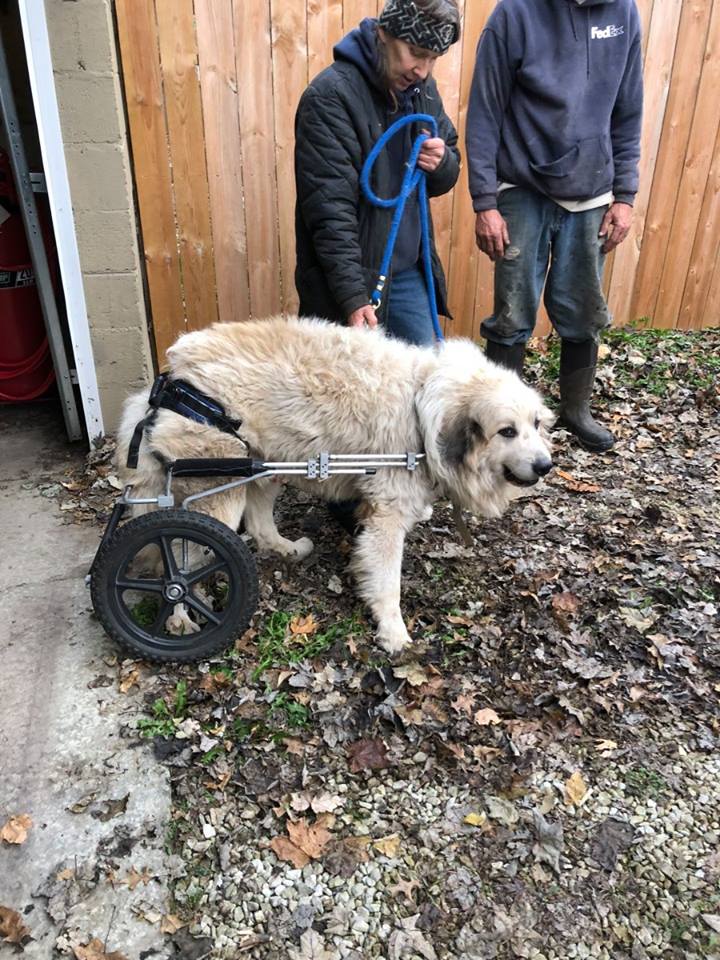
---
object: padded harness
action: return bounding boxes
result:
[126,374,244,469]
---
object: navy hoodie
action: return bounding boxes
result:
[334,19,422,272]
[466,0,643,210]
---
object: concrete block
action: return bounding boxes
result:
[83,272,147,332]
[54,73,121,143]
[65,142,131,212]
[91,323,152,373]
[73,208,137,273]
[45,0,115,75]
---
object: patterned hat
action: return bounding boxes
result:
[378,0,459,55]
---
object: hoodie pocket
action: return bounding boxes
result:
[529,136,612,199]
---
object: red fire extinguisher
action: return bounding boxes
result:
[0,149,56,402]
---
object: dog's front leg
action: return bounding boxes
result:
[351,513,411,655]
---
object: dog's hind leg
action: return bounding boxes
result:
[351,511,411,655]
[244,480,314,559]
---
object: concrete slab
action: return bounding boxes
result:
[0,403,175,958]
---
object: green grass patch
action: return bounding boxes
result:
[137,679,189,739]
[251,611,365,681]
[624,764,668,799]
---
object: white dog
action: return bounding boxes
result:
[116,317,553,654]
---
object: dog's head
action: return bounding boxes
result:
[418,341,554,518]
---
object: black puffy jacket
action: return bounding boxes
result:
[294,21,460,324]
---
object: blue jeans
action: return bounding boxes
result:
[383,266,436,346]
[481,187,612,346]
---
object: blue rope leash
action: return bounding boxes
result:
[360,113,444,342]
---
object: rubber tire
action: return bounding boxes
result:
[91,509,258,663]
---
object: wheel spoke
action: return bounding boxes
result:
[158,536,179,578]
[185,593,222,625]
[186,559,229,585]
[116,577,164,594]
[151,600,175,635]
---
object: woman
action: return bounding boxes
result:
[294,0,461,347]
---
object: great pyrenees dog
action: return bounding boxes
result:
[116,317,553,654]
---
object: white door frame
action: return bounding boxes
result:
[18,0,104,442]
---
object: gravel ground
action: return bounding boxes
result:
[50,327,720,960]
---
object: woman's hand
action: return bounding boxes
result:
[418,136,446,173]
[347,305,378,328]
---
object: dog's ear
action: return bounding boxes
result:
[441,416,485,466]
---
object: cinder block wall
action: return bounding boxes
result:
[45,0,153,431]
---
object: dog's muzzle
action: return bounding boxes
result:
[503,458,553,487]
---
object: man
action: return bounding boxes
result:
[466,0,643,451]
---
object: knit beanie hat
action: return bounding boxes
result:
[378,0,459,55]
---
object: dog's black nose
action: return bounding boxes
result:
[533,459,552,477]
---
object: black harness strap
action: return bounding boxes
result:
[126,374,245,470]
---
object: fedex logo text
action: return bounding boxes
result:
[591,24,625,40]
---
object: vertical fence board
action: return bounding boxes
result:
[654,0,720,328]
[678,118,720,329]
[234,0,282,318]
[445,0,495,340]
[271,0,308,315]
[431,12,464,277]
[195,0,251,325]
[343,0,376,32]
[702,244,720,327]
[608,0,683,324]
[631,1,713,324]
[155,0,218,332]
[307,0,343,81]
[115,0,183,361]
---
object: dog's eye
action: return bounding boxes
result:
[534,417,540,430]
[498,427,517,439]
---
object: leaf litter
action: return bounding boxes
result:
[55,327,720,958]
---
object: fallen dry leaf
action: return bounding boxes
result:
[595,739,618,753]
[287,818,333,859]
[346,737,390,772]
[373,834,401,857]
[0,905,32,944]
[473,707,502,726]
[553,469,601,493]
[463,811,487,828]
[565,770,589,806]
[118,667,139,694]
[290,614,318,636]
[121,866,154,891]
[73,938,129,960]
[270,835,310,869]
[0,814,32,845]
[393,662,430,687]
[159,914,184,934]
[271,816,333,868]
[552,591,580,617]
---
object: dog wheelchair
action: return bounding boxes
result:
[87,447,424,664]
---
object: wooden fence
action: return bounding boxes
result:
[115,0,720,359]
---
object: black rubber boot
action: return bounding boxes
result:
[558,339,614,452]
[484,340,526,376]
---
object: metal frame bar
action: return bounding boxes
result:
[18,0,104,441]
[115,451,425,512]
[0,22,82,439]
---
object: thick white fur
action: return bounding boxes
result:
[116,317,553,654]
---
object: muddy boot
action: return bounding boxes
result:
[484,340,526,376]
[558,339,614,452]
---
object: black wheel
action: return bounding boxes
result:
[91,509,258,663]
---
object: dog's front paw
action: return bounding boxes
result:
[377,616,412,656]
[290,536,314,560]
